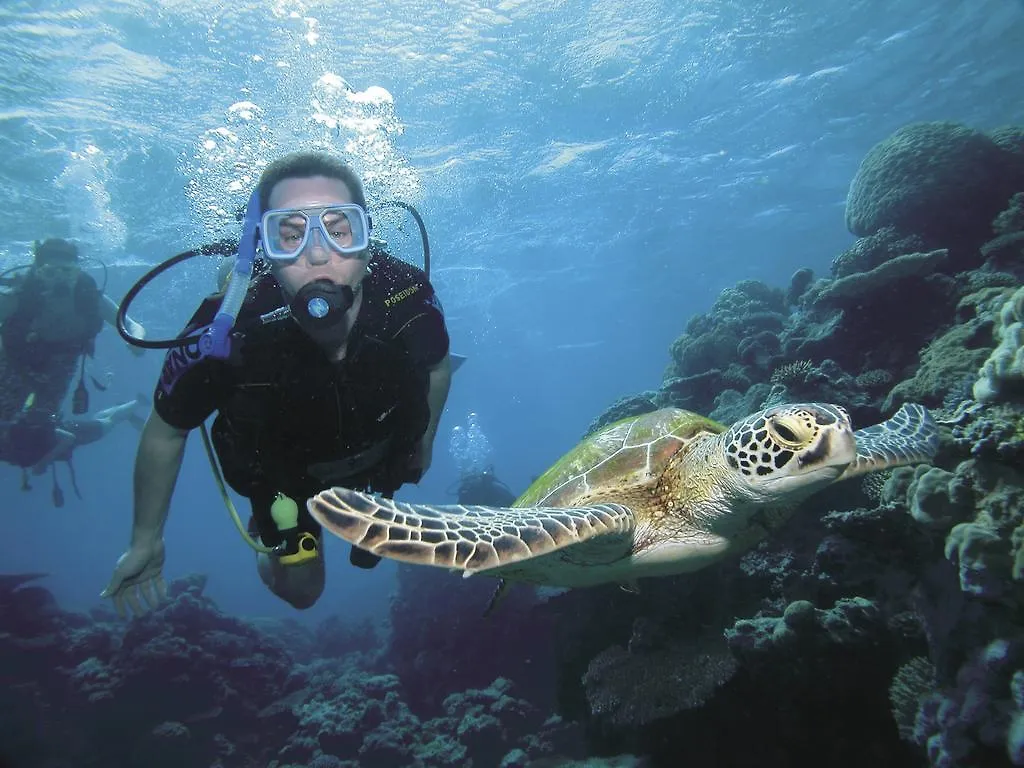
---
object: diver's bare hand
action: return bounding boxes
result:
[101,541,167,618]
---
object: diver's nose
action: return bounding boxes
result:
[303,229,331,265]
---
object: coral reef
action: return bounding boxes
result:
[660,279,787,413]
[584,391,659,438]
[974,287,1024,404]
[560,119,1024,768]
[582,617,738,727]
[808,249,950,310]
[831,226,925,279]
[994,192,1024,237]
[785,266,815,305]
[0,574,592,768]
[890,656,937,741]
[386,564,562,718]
[981,192,1024,278]
[883,285,1008,411]
[845,121,1024,259]
[724,597,886,663]
[768,359,814,386]
[782,263,958,377]
[982,232,1024,276]
[913,640,1024,768]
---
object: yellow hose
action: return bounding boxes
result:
[199,421,275,554]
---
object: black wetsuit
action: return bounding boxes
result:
[154,250,449,546]
[1,266,103,372]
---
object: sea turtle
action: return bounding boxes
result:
[309,402,938,589]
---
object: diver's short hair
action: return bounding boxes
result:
[33,238,79,265]
[256,151,367,212]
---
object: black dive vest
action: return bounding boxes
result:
[209,256,431,524]
[1,269,104,370]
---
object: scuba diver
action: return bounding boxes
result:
[455,466,517,506]
[0,238,148,501]
[0,237,147,423]
[102,150,453,615]
[447,411,516,506]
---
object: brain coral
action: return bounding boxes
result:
[845,122,1024,247]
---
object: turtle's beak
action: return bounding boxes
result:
[796,425,856,473]
[759,461,846,497]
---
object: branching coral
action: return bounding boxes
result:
[890,656,937,741]
[856,368,894,391]
[769,359,814,386]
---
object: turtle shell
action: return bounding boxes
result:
[514,407,726,509]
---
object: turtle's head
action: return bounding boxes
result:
[721,403,856,502]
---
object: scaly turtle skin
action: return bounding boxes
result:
[309,402,938,588]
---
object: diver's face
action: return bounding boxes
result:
[33,262,80,294]
[35,262,78,277]
[266,175,368,299]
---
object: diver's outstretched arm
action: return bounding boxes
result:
[55,399,141,459]
[101,411,187,616]
[91,399,142,436]
[129,411,187,546]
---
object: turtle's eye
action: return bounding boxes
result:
[773,422,797,442]
[768,416,810,449]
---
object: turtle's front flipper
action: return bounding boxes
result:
[309,488,635,574]
[839,402,939,481]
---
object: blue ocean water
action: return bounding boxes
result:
[0,0,1021,629]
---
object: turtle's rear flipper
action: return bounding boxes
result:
[350,546,382,569]
[840,402,940,481]
[308,487,635,575]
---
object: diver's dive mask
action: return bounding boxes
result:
[260,204,371,262]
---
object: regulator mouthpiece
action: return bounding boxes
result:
[289,279,353,332]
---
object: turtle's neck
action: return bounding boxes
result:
[654,434,732,528]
